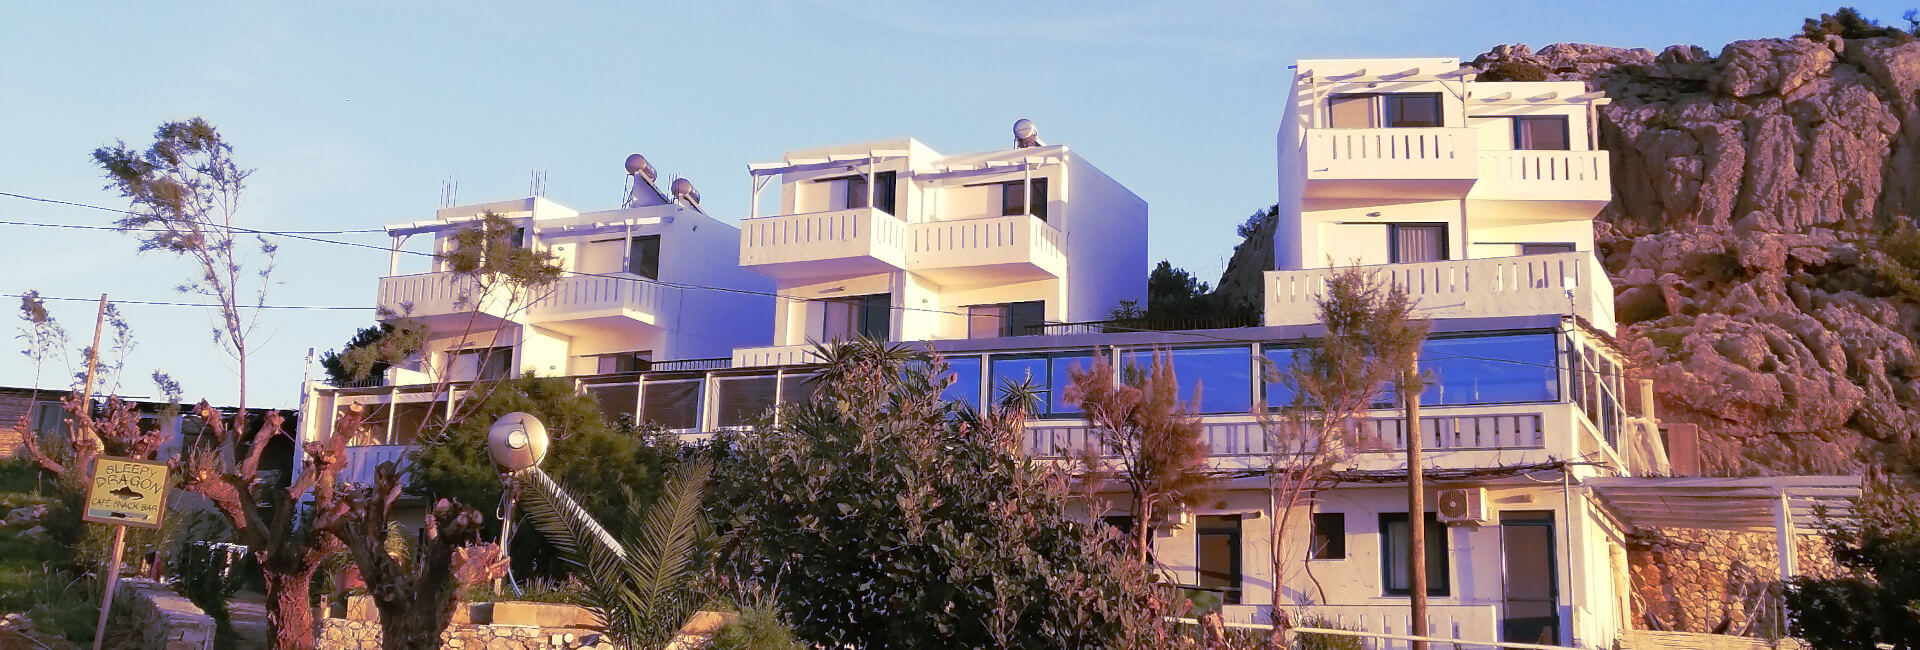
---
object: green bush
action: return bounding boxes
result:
[702,339,1173,648]
[1478,60,1549,82]
[410,376,674,579]
[1785,476,1920,647]
[707,600,805,650]
[1295,616,1365,650]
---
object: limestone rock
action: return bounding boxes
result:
[1460,35,1920,473]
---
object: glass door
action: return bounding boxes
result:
[1501,511,1560,644]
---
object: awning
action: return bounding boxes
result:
[1586,475,1861,579]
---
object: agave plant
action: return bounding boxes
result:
[520,459,710,648]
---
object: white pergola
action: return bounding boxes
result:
[1585,475,1862,579]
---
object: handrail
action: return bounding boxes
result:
[1165,617,1579,650]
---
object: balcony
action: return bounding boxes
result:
[1303,127,1479,199]
[739,207,906,281]
[340,444,411,486]
[1470,149,1611,204]
[375,272,519,332]
[526,274,675,338]
[1265,251,1616,333]
[906,215,1066,287]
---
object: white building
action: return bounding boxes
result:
[294,112,1853,649]
[729,130,1147,366]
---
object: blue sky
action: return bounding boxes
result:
[1,1,1907,407]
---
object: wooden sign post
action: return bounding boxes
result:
[83,456,170,650]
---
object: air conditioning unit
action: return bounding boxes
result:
[1436,488,1489,526]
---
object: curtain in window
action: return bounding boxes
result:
[967,305,1007,339]
[1513,116,1570,150]
[714,374,779,428]
[1329,95,1377,129]
[1392,224,1445,263]
[641,378,702,431]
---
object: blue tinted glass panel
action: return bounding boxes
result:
[1262,346,1300,409]
[1420,333,1559,405]
[991,354,1051,414]
[1124,347,1253,414]
[941,355,982,409]
[1049,351,1099,415]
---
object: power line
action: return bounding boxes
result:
[0,191,385,234]
[3,293,373,311]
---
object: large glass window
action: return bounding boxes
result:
[1380,513,1450,597]
[641,377,703,430]
[714,374,779,428]
[582,381,639,425]
[1121,346,1254,414]
[1384,93,1443,127]
[1261,346,1301,408]
[968,301,1045,338]
[1420,333,1560,406]
[1390,223,1447,263]
[990,349,1097,417]
[939,355,982,409]
[778,372,819,408]
[1328,94,1377,129]
[821,294,891,341]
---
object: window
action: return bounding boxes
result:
[1331,93,1443,128]
[1389,223,1447,263]
[937,354,982,409]
[1328,94,1378,129]
[1513,116,1570,151]
[593,351,652,374]
[1001,178,1049,220]
[641,377,702,430]
[989,349,1098,417]
[778,372,819,408]
[821,294,891,341]
[628,235,661,279]
[1419,333,1560,406]
[1380,513,1450,597]
[968,300,1045,338]
[450,346,513,381]
[1120,346,1254,414]
[1521,242,1575,256]
[714,374,779,428]
[840,171,898,215]
[582,381,639,425]
[1311,512,1347,559]
[1196,515,1243,605]
[1385,93,1443,127]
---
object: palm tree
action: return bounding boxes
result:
[520,459,710,647]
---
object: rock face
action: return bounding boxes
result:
[1466,37,1920,474]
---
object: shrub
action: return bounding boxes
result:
[1478,60,1549,82]
[410,376,674,578]
[707,600,806,650]
[1785,474,1920,647]
[702,339,1176,648]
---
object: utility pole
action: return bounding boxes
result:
[82,294,118,650]
[80,293,107,407]
[1405,349,1427,650]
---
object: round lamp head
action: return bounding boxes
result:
[488,411,549,474]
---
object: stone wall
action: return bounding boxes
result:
[107,578,215,650]
[318,619,614,649]
[1621,630,1807,650]
[1627,527,1837,634]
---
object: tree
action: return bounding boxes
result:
[1064,352,1213,566]
[317,462,504,650]
[522,459,709,647]
[320,323,425,387]
[94,117,273,437]
[1787,470,1920,648]
[408,376,673,578]
[702,338,1176,648]
[1258,266,1425,642]
[1802,7,1918,39]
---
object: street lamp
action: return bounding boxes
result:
[488,412,549,594]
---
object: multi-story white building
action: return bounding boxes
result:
[296,113,1852,649]
[729,131,1146,366]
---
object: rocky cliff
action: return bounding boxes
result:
[1467,37,1920,474]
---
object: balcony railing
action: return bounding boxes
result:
[340,445,411,486]
[739,207,907,280]
[376,272,517,326]
[1023,315,1262,337]
[1265,251,1615,333]
[906,215,1067,283]
[528,274,671,324]
[1023,411,1547,460]
[1472,149,1611,202]
[1304,127,1479,198]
